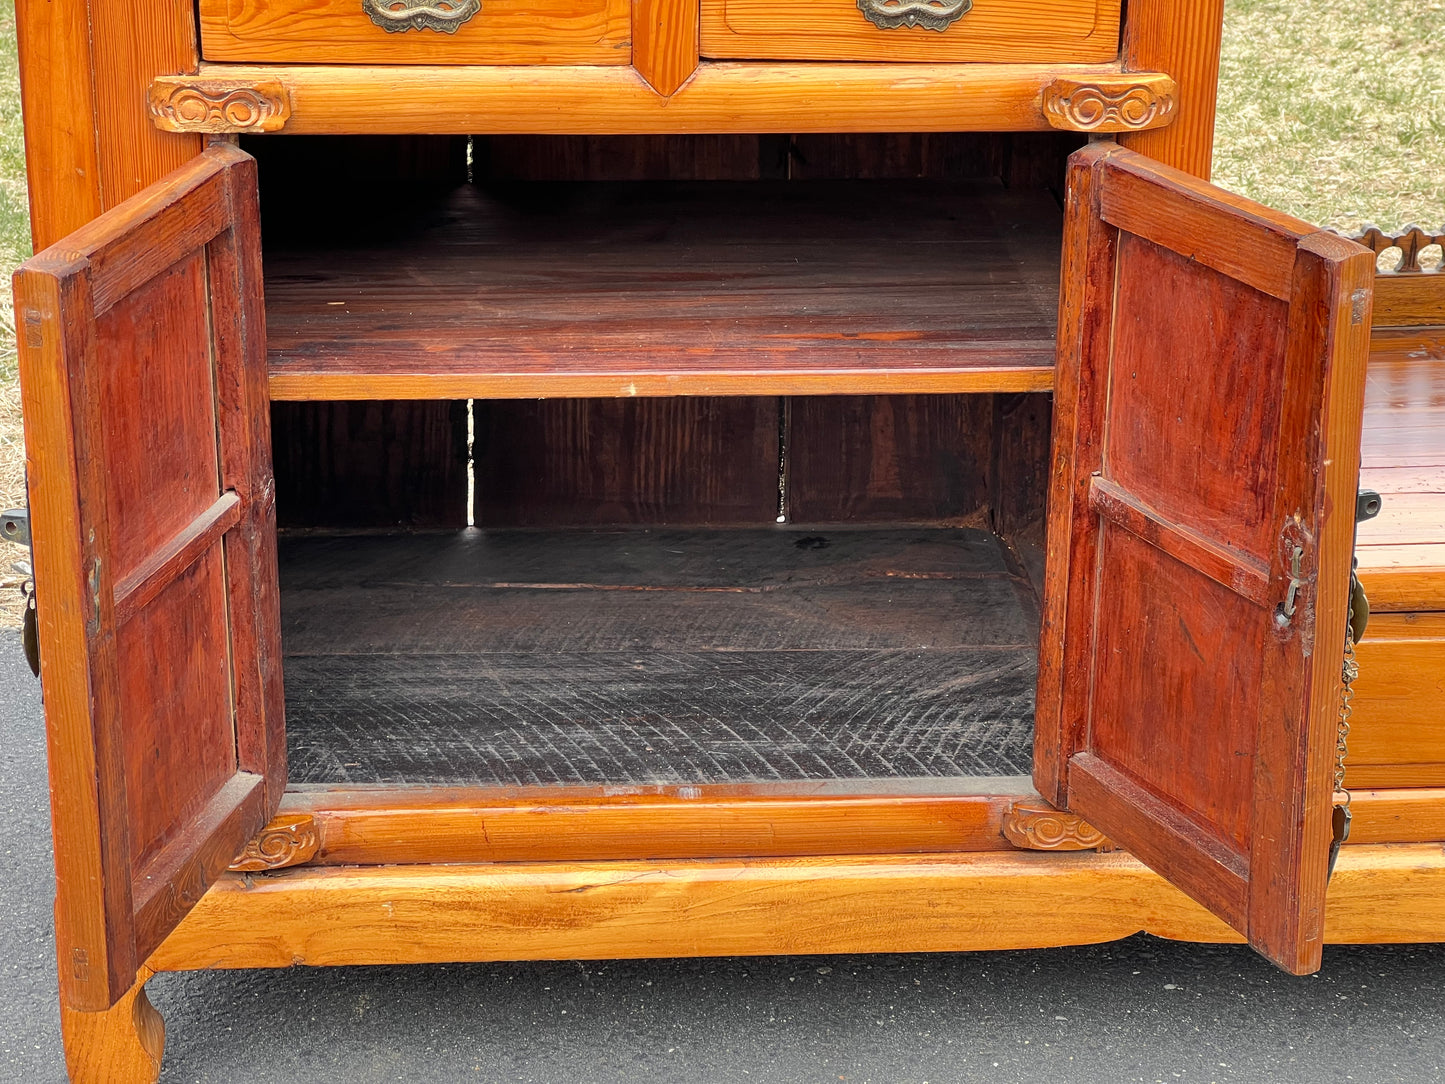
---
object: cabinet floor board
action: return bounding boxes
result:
[278,528,1039,786]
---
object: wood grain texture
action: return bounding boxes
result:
[59,967,163,1084]
[1356,329,1445,611]
[474,399,779,526]
[200,0,631,64]
[14,146,283,1009]
[262,181,1062,401]
[279,784,1032,865]
[699,0,1120,63]
[271,402,469,528]
[277,528,1039,786]
[634,0,698,95]
[1346,615,1445,788]
[1116,0,1224,179]
[152,61,1175,136]
[1345,789,1445,845]
[1038,143,1374,974]
[146,844,1445,973]
[1371,272,1445,329]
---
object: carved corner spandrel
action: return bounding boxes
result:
[148,78,292,134]
[229,813,321,872]
[1001,799,1114,852]
[1041,76,1177,134]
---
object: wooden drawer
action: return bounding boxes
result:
[700,0,1121,64]
[1345,614,1445,788]
[200,0,632,65]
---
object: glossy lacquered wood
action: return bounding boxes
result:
[14,145,284,1011]
[1346,615,1445,788]
[146,844,1445,974]
[148,62,1178,136]
[1036,143,1374,975]
[699,0,1119,64]
[199,0,631,65]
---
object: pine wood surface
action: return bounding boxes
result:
[277,528,1039,786]
[59,966,163,1084]
[278,783,1033,865]
[633,0,698,95]
[1346,614,1445,788]
[200,0,631,65]
[145,844,1445,974]
[262,180,1062,400]
[1356,328,1445,611]
[1036,144,1373,974]
[14,146,284,1010]
[699,0,1119,63]
[152,61,1176,136]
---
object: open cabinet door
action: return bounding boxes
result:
[14,144,284,1010]
[1035,143,1373,975]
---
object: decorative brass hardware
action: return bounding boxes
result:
[1041,77,1177,133]
[1001,799,1112,852]
[362,0,482,32]
[856,0,970,32]
[148,78,292,134]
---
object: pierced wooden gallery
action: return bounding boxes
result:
[9,0,1444,1078]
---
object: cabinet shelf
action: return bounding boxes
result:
[263,180,1062,400]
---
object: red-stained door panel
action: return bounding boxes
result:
[14,145,283,1010]
[1035,143,1374,975]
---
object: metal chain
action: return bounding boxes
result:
[1335,627,1356,808]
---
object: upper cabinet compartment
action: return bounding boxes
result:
[199,0,632,64]
[701,0,1121,64]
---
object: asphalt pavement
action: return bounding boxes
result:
[1,631,1442,1083]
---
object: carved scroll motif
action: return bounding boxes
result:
[229,814,321,872]
[1001,800,1113,851]
[148,79,293,134]
[1041,77,1177,133]
[362,0,483,32]
[856,0,971,32]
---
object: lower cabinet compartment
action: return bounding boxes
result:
[277,524,1043,789]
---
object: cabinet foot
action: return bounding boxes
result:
[60,967,164,1084]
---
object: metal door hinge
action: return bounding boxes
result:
[2,509,38,677]
[1,508,29,548]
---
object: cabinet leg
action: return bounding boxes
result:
[60,967,164,1084]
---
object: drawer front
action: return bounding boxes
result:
[701,0,1121,63]
[201,0,632,65]
[1345,614,1445,788]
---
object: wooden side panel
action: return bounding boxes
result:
[1346,615,1445,788]
[1038,144,1374,974]
[14,146,281,1009]
[1117,0,1224,179]
[474,398,780,527]
[787,395,994,524]
[272,402,468,529]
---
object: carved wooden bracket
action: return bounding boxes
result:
[1001,799,1113,851]
[1041,76,1177,134]
[229,814,320,872]
[148,78,293,134]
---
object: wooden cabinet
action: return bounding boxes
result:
[11,0,1444,1080]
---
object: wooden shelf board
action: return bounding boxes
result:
[263,180,1062,401]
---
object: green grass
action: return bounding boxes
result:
[0,0,27,384]
[1214,0,1445,233]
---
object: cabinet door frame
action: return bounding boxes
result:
[1035,141,1374,974]
[15,143,283,1010]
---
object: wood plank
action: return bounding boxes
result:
[1346,615,1445,788]
[1345,789,1445,845]
[151,61,1177,137]
[1115,0,1224,178]
[146,844,1445,973]
[633,0,698,95]
[698,0,1120,64]
[280,784,1029,865]
[199,0,631,65]
[263,180,1062,401]
[1372,274,1445,329]
[474,399,779,527]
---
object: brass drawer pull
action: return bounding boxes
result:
[362,0,482,32]
[856,0,971,31]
